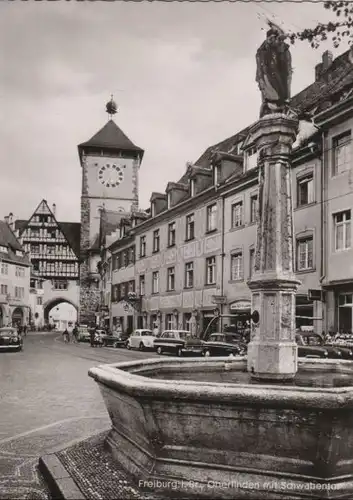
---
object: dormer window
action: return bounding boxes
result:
[167,192,172,210]
[213,164,221,185]
[245,146,258,171]
[16,250,23,257]
[190,178,195,197]
[0,245,8,253]
[151,202,156,217]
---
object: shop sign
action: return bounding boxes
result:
[229,300,251,311]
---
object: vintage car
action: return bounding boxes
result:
[101,331,129,348]
[77,325,91,343]
[0,327,23,351]
[295,332,350,359]
[126,329,154,351]
[154,330,204,357]
[202,332,247,357]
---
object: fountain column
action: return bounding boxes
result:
[247,112,300,381]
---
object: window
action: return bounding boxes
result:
[297,174,314,206]
[140,236,146,258]
[15,266,25,278]
[334,210,351,251]
[15,286,24,299]
[184,313,192,331]
[151,202,156,217]
[185,262,194,288]
[37,296,43,305]
[139,275,145,296]
[1,263,8,275]
[128,246,135,264]
[152,271,159,294]
[249,248,255,278]
[231,252,243,281]
[53,281,68,290]
[231,201,243,228]
[165,314,173,330]
[0,284,8,295]
[153,230,160,253]
[333,131,351,175]
[297,237,313,270]
[185,213,195,241]
[168,222,176,247]
[15,250,23,257]
[206,256,216,285]
[31,244,39,254]
[0,245,7,253]
[246,146,258,171]
[250,195,258,223]
[128,281,135,293]
[206,204,217,232]
[167,267,175,291]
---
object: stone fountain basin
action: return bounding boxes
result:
[89,357,353,499]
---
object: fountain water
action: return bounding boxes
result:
[89,25,353,500]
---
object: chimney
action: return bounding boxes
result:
[315,51,333,81]
[4,215,9,225]
[322,50,333,72]
[52,203,56,216]
[8,213,15,231]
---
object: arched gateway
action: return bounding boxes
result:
[43,297,78,330]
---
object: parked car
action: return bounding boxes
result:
[77,325,91,343]
[127,329,154,351]
[202,333,247,357]
[154,330,204,357]
[101,331,129,348]
[295,332,345,359]
[0,327,23,352]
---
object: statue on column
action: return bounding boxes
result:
[256,20,293,118]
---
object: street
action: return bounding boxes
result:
[0,332,158,499]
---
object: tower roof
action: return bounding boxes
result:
[78,120,144,158]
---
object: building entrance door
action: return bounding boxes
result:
[127,315,133,334]
[338,293,353,333]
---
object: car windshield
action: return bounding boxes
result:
[141,331,152,336]
[178,331,190,339]
[0,330,16,337]
[225,335,242,343]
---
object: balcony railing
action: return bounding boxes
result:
[29,253,77,260]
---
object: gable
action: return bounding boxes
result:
[20,199,79,260]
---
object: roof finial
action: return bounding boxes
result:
[106,94,118,120]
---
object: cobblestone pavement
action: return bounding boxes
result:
[57,432,167,500]
[0,332,158,499]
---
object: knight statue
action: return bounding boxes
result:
[256,20,293,118]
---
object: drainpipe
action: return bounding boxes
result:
[319,131,326,332]
[220,195,225,332]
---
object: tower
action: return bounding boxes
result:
[78,98,144,324]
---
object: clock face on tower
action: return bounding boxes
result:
[98,164,124,188]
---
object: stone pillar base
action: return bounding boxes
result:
[247,277,300,381]
[247,341,297,381]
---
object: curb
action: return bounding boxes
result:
[38,453,86,500]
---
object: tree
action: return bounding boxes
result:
[288,1,353,48]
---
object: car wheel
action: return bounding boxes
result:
[139,342,145,352]
[156,346,163,355]
[127,342,131,350]
[203,350,210,357]
[113,341,118,348]
[177,347,183,357]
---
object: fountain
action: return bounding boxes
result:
[89,25,353,500]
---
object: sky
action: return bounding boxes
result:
[0,1,350,223]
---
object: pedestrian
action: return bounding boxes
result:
[62,328,70,343]
[72,325,78,343]
[90,326,95,347]
[152,322,159,337]
[23,324,27,336]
